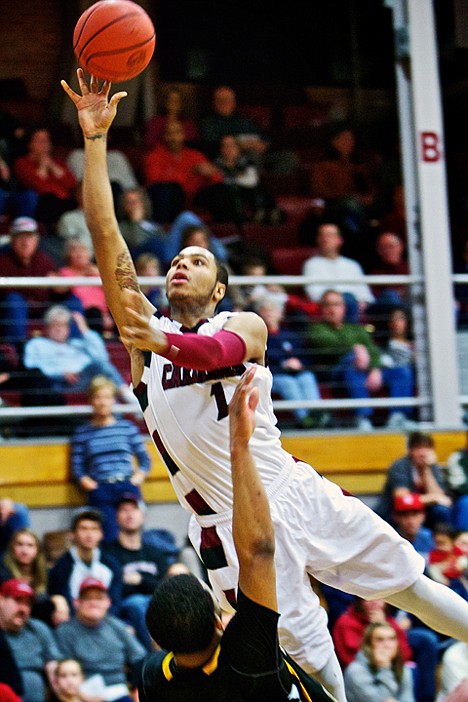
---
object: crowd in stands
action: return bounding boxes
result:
[1,423,468,700]
[3,80,467,433]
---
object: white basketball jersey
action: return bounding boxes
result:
[135,311,294,515]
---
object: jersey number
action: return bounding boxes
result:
[211,382,228,420]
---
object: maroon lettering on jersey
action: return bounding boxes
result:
[161,363,245,389]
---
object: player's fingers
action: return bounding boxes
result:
[60,80,79,102]
[77,68,89,93]
[109,91,128,108]
[248,386,260,412]
[90,75,99,93]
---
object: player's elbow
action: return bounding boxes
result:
[248,533,275,562]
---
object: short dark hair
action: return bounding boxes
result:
[146,574,216,653]
[71,508,103,532]
[407,431,434,450]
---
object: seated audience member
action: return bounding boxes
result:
[210,133,280,225]
[13,127,77,231]
[309,126,377,243]
[333,596,437,702]
[369,231,409,307]
[344,622,415,702]
[302,222,374,322]
[446,431,468,530]
[235,253,288,312]
[117,186,167,262]
[379,306,417,429]
[56,237,114,332]
[48,508,122,615]
[437,641,468,702]
[0,216,55,343]
[428,523,468,585]
[67,140,138,207]
[0,529,48,597]
[163,210,229,266]
[23,305,131,400]
[49,658,84,702]
[105,493,187,651]
[0,579,61,702]
[145,85,199,150]
[392,494,435,568]
[255,296,326,429]
[135,252,168,311]
[200,84,268,161]
[143,120,223,222]
[56,181,93,251]
[55,577,145,702]
[308,289,415,430]
[71,376,151,542]
[0,146,36,220]
[0,498,30,556]
[376,431,453,528]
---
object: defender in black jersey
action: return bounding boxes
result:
[139,368,333,702]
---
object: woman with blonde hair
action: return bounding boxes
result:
[1,527,48,595]
[344,621,415,702]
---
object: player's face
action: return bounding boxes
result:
[166,247,224,309]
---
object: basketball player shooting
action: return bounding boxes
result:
[61,70,468,702]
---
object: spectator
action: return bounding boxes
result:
[0,579,60,702]
[343,622,415,702]
[437,641,468,702]
[56,238,114,333]
[56,181,93,251]
[210,133,280,225]
[48,508,122,616]
[446,431,468,529]
[368,231,409,306]
[55,576,145,702]
[302,222,374,322]
[428,523,467,585]
[145,85,199,150]
[67,140,138,208]
[0,498,30,557]
[116,186,167,262]
[13,127,77,231]
[308,289,415,430]
[0,528,47,596]
[376,431,453,528]
[23,306,131,401]
[143,120,223,222]
[0,216,56,343]
[392,493,435,568]
[49,658,84,702]
[163,210,230,266]
[71,375,151,542]
[200,84,268,161]
[135,252,167,311]
[333,597,437,702]
[235,252,288,312]
[104,493,187,651]
[0,147,36,220]
[255,296,326,429]
[378,306,417,429]
[309,125,376,244]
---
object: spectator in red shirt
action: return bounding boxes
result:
[0,217,55,342]
[144,86,199,150]
[13,127,77,231]
[143,120,223,222]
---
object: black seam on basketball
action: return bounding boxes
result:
[85,34,155,61]
[73,4,103,52]
[76,11,145,61]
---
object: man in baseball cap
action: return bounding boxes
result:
[392,493,434,565]
[9,216,39,235]
[0,578,61,702]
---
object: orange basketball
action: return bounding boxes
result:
[73,0,156,82]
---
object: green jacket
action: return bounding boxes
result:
[308,322,382,376]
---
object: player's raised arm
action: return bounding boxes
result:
[60,69,154,336]
[229,366,277,610]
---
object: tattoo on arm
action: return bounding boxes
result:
[85,134,106,141]
[115,251,140,291]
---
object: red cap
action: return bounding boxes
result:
[393,493,424,512]
[79,577,108,596]
[0,578,35,600]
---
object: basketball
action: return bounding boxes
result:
[73,0,156,83]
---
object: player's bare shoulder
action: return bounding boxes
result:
[224,311,267,365]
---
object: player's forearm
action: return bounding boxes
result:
[83,134,118,236]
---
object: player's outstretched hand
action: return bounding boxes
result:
[120,289,168,353]
[60,68,127,138]
[229,366,259,449]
